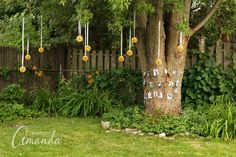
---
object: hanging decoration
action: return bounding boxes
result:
[82,23,89,62]
[126,26,133,56]
[76,20,83,43]
[85,22,91,52]
[38,16,44,54]
[155,21,162,66]
[19,17,26,73]
[131,10,138,44]
[118,28,125,62]
[25,38,31,61]
[177,31,184,53]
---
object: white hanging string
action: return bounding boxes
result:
[129,26,131,50]
[27,38,29,55]
[87,22,89,45]
[84,24,87,56]
[40,16,43,48]
[121,28,123,56]
[179,32,183,45]
[158,21,161,59]
[22,17,25,66]
[78,20,81,35]
[133,10,136,37]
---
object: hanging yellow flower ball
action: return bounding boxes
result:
[126,49,133,56]
[19,66,26,73]
[37,71,44,77]
[25,54,31,61]
[32,66,37,71]
[155,59,162,66]
[87,74,92,79]
[76,35,83,43]
[85,45,91,52]
[82,55,88,62]
[88,79,94,85]
[118,55,125,62]
[38,47,44,54]
[131,37,138,44]
[177,44,184,53]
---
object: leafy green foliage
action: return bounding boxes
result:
[32,88,57,116]
[0,67,10,80]
[0,84,25,103]
[0,102,45,122]
[182,51,236,107]
[57,83,122,117]
[103,98,236,140]
[71,68,143,106]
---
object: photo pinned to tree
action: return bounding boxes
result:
[152,68,159,77]
[167,92,174,100]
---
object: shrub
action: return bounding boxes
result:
[71,68,143,106]
[32,88,57,116]
[57,85,122,117]
[0,102,45,122]
[182,51,236,107]
[0,84,25,103]
[103,98,236,140]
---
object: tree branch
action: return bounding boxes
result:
[190,0,223,36]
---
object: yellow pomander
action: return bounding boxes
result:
[32,66,37,71]
[118,55,125,62]
[131,37,138,44]
[82,55,88,62]
[85,45,91,52]
[25,54,31,61]
[126,49,133,56]
[177,44,184,53]
[19,66,26,73]
[76,35,83,43]
[37,71,43,77]
[38,47,44,54]
[87,74,92,79]
[155,59,162,66]
[88,79,94,85]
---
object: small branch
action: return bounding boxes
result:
[190,0,223,36]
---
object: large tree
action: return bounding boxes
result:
[0,0,235,115]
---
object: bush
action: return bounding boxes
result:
[32,88,57,116]
[0,102,45,122]
[57,84,122,117]
[0,84,25,103]
[103,98,236,140]
[182,51,236,107]
[71,68,143,106]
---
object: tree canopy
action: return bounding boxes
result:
[0,0,235,48]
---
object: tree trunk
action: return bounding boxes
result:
[135,0,222,116]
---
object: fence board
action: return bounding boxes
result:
[233,44,236,68]
[216,40,223,65]
[91,50,97,69]
[224,42,230,69]
[111,50,116,69]
[104,50,110,70]
[98,50,103,70]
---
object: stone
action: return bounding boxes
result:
[124,128,138,133]
[147,132,154,136]
[159,132,166,138]
[101,121,110,129]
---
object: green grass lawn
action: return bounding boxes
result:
[0,118,235,157]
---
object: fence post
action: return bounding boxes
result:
[198,36,206,53]
[216,40,223,65]
[91,50,97,69]
[223,42,230,69]
[98,50,103,71]
[233,43,236,68]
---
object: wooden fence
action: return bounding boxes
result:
[0,40,236,73]
[185,40,236,69]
